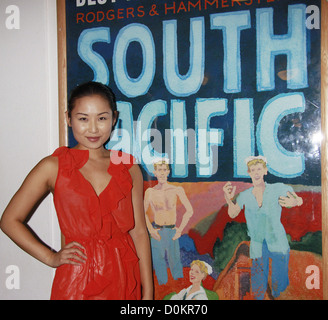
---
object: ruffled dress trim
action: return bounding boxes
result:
[51,147,140,299]
[52,146,135,233]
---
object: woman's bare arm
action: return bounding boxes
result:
[0,156,86,267]
[129,164,154,300]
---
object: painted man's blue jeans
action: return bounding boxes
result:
[150,227,184,285]
[251,240,290,300]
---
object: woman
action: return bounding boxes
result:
[170,260,212,300]
[0,82,153,300]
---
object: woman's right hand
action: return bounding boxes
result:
[47,242,87,268]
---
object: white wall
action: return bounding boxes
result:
[0,0,60,299]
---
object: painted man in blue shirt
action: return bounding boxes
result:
[223,156,303,299]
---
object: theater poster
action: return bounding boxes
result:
[57,0,326,300]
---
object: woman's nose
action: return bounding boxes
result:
[88,119,99,133]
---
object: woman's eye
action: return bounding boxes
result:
[79,117,87,121]
[99,117,108,121]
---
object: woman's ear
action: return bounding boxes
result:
[65,111,71,127]
[113,111,119,128]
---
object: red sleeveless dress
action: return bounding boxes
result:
[50,147,141,300]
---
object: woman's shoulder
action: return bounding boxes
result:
[51,146,69,158]
[22,154,59,191]
[32,152,58,170]
[110,149,136,168]
[51,146,89,170]
[109,150,140,180]
[33,154,59,177]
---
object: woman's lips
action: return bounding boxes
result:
[87,137,100,142]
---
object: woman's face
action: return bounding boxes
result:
[189,264,205,285]
[67,94,117,150]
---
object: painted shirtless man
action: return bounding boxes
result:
[223,156,303,299]
[144,158,193,285]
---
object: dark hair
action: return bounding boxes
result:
[67,81,117,118]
